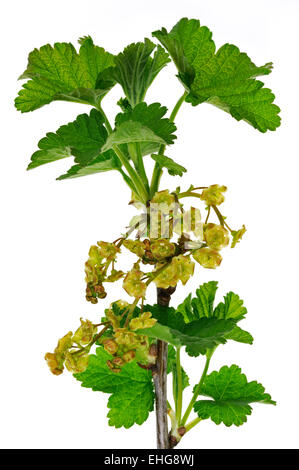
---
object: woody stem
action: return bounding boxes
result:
[153,286,176,449]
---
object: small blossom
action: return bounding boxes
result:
[192,247,222,269]
[65,351,89,374]
[73,318,97,345]
[129,312,157,331]
[204,223,229,250]
[151,189,175,207]
[200,184,227,206]
[123,268,147,298]
[45,331,73,375]
[151,239,176,260]
[123,239,146,257]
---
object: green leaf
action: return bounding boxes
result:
[75,347,154,428]
[97,39,170,107]
[182,319,235,356]
[194,365,275,426]
[56,151,121,180]
[153,18,280,132]
[102,102,177,153]
[153,18,214,88]
[225,326,253,345]
[151,154,187,176]
[177,283,247,323]
[27,109,121,178]
[176,293,193,323]
[177,281,218,322]
[15,37,115,112]
[28,109,106,169]
[167,345,190,395]
[192,281,219,319]
[213,291,247,321]
[139,304,235,355]
[175,283,252,348]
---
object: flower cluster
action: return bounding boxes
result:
[85,242,124,304]
[100,301,157,372]
[45,319,98,375]
[83,184,246,302]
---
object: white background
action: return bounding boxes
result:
[1,0,298,449]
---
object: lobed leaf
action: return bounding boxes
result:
[27,109,121,179]
[194,364,275,426]
[225,326,253,345]
[75,347,154,428]
[102,102,177,153]
[15,37,115,112]
[151,154,187,176]
[97,39,170,107]
[213,291,247,321]
[153,18,280,132]
[139,304,235,355]
[176,283,253,348]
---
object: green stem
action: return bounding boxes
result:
[181,352,212,426]
[150,92,187,197]
[185,417,202,433]
[97,104,113,133]
[177,191,202,200]
[128,143,150,192]
[175,347,183,423]
[212,205,225,227]
[97,104,149,203]
[119,168,138,194]
[212,205,233,232]
[113,145,149,203]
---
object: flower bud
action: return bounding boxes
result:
[112,357,124,368]
[44,353,63,376]
[107,360,122,373]
[204,223,229,250]
[94,284,107,298]
[45,331,73,375]
[151,239,176,260]
[192,247,222,269]
[103,338,118,355]
[122,350,136,363]
[200,184,227,206]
